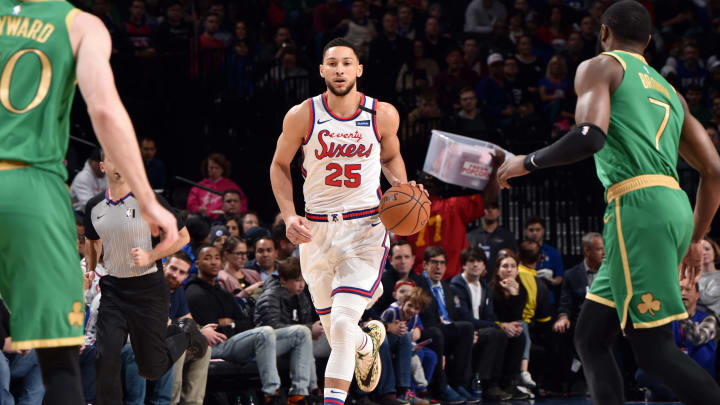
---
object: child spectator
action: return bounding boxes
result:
[382,283,435,403]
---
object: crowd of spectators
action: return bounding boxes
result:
[6,0,720,404]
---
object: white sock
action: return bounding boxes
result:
[324,388,348,405]
[356,332,372,356]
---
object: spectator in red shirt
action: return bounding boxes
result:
[199,13,226,50]
[403,153,504,279]
[186,153,243,219]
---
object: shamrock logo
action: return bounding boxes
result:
[68,302,84,327]
[637,293,661,316]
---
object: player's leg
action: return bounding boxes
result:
[299,223,334,340]
[323,219,389,402]
[0,167,85,404]
[626,322,720,404]
[578,198,626,405]
[325,293,378,389]
[621,188,720,403]
[574,300,624,405]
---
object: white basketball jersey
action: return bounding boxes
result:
[301,92,382,214]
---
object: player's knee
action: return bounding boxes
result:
[329,316,355,343]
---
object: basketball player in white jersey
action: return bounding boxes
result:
[270,38,424,404]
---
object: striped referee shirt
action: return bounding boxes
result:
[84,190,184,278]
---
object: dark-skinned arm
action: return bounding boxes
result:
[677,93,720,280]
[497,55,621,187]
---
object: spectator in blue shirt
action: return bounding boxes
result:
[477,53,512,122]
[523,216,563,288]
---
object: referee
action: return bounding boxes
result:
[84,152,207,404]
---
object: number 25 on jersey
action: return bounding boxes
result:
[325,163,361,188]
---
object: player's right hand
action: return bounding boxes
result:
[286,215,312,244]
[139,200,179,252]
[681,241,703,284]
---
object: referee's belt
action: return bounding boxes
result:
[606,174,680,202]
[0,160,29,171]
[305,207,379,223]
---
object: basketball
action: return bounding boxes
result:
[378,184,431,236]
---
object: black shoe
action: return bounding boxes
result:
[352,396,381,405]
[377,394,409,405]
[505,386,530,400]
[483,386,512,401]
[178,318,208,359]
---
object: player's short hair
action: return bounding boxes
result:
[461,247,488,267]
[601,0,651,45]
[405,287,431,311]
[278,257,302,280]
[423,245,446,262]
[525,216,545,229]
[166,251,193,267]
[322,37,359,62]
[390,240,414,257]
[518,240,541,265]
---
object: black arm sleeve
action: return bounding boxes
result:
[523,123,606,172]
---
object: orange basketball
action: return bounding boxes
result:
[379,184,431,236]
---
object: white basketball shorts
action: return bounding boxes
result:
[300,207,389,317]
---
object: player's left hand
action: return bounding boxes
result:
[130,248,154,267]
[681,241,703,284]
[497,154,529,189]
[406,180,429,198]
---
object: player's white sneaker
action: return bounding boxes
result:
[355,320,386,392]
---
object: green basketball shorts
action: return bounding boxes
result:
[0,164,85,349]
[587,175,693,330]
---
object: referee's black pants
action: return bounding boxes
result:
[95,270,186,405]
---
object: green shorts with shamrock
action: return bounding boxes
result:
[0,165,85,349]
[587,175,693,330]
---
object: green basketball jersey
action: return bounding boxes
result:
[593,50,685,189]
[0,1,79,180]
